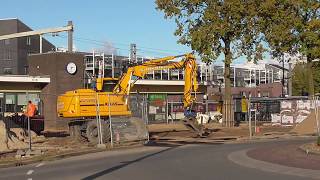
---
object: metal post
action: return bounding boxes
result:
[206,99,209,116]
[254,109,257,133]
[233,66,236,87]
[102,53,105,78]
[39,35,43,53]
[26,91,31,151]
[314,96,320,139]
[249,69,252,87]
[108,94,114,147]
[93,51,95,76]
[166,95,168,124]
[282,56,285,97]
[111,54,114,78]
[68,21,73,52]
[200,65,203,82]
[248,98,252,139]
[288,62,292,96]
[264,69,267,84]
[145,94,150,142]
[171,102,174,124]
[271,68,274,83]
[95,92,103,146]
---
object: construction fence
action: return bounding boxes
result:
[246,96,320,126]
[129,94,222,124]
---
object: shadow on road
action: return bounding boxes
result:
[81,143,179,180]
[81,139,224,180]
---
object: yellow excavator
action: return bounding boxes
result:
[57,53,206,143]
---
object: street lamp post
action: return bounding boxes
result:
[282,56,285,97]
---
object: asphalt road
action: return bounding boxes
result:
[0,138,315,180]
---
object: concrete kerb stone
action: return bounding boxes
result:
[0,142,146,169]
[228,148,320,179]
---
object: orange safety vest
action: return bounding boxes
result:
[26,103,36,117]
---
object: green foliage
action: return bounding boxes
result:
[156,0,320,99]
[156,0,266,103]
[292,62,320,96]
[257,0,320,60]
[156,0,265,63]
[257,0,320,96]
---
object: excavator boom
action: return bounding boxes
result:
[57,53,207,142]
[99,53,198,110]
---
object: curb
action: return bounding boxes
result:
[228,149,320,179]
[0,143,145,169]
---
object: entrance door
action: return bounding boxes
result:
[0,93,4,119]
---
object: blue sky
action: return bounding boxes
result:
[0,0,277,64]
[1,0,191,57]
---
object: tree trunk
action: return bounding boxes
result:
[223,40,233,127]
[307,55,314,98]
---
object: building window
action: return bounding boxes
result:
[4,39,10,45]
[3,68,13,74]
[5,94,16,114]
[26,37,31,45]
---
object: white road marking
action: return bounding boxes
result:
[35,162,44,167]
[26,170,34,175]
[27,178,32,180]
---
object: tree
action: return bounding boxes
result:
[156,0,264,126]
[292,61,320,96]
[295,0,320,97]
[257,0,320,97]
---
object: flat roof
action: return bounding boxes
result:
[0,75,50,83]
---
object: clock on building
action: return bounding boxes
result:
[66,62,77,75]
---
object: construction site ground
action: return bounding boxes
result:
[148,122,296,141]
[0,122,318,168]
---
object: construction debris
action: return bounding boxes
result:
[0,120,35,152]
[0,121,9,152]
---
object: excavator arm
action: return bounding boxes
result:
[97,53,198,109]
[95,53,207,136]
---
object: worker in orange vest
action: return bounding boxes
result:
[25,100,37,118]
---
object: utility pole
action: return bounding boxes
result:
[288,61,292,96]
[130,43,137,63]
[282,56,285,97]
[68,21,73,52]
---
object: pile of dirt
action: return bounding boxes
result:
[0,121,9,152]
[0,120,30,152]
[291,110,319,135]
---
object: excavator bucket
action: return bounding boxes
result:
[183,110,210,137]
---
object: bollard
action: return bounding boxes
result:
[256,126,261,133]
[115,131,120,143]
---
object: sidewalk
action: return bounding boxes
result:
[247,141,320,170]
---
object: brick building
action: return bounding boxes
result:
[0,18,55,75]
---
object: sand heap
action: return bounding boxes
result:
[291,109,319,135]
[0,120,29,152]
